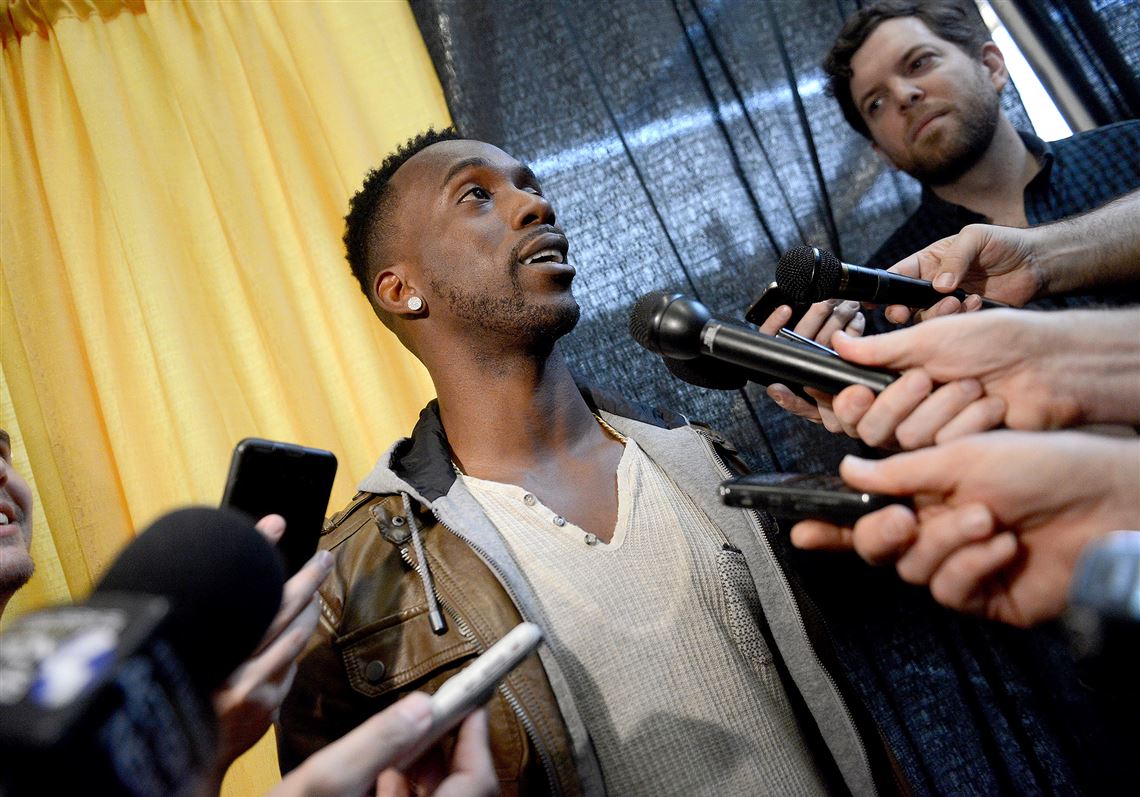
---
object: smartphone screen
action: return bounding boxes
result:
[221,438,337,576]
[719,472,908,525]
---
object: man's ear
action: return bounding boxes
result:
[373,267,418,316]
[980,41,1009,92]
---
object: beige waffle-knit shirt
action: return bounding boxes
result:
[459,435,828,796]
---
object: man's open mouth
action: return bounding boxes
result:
[522,249,566,265]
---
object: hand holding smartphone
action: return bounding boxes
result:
[720,472,911,525]
[395,622,544,771]
[220,438,337,577]
[745,282,812,330]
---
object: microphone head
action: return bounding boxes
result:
[94,506,285,693]
[663,355,749,390]
[628,291,711,358]
[776,246,842,303]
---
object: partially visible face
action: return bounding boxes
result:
[0,430,35,598]
[388,139,580,348]
[849,17,1002,186]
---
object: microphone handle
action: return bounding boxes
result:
[702,322,896,394]
[843,264,1006,309]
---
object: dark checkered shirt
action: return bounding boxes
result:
[867,119,1140,311]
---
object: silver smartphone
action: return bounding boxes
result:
[395,622,544,770]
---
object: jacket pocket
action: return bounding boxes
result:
[718,546,775,669]
[338,604,478,698]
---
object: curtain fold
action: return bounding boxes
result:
[407,0,1036,476]
[405,1,1140,793]
[1010,0,1140,126]
[1,1,450,792]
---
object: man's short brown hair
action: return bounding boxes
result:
[823,0,991,139]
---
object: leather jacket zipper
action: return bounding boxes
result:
[396,524,564,797]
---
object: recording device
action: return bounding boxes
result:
[1064,531,1140,700]
[745,281,811,329]
[395,622,545,771]
[629,291,897,395]
[221,437,337,577]
[0,507,284,797]
[719,473,909,524]
[776,245,1007,309]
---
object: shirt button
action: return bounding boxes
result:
[584,533,598,546]
[523,493,537,507]
[552,515,566,527]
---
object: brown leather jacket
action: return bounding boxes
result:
[276,389,902,796]
[277,486,583,795]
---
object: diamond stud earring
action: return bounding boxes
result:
[406,296,424,312]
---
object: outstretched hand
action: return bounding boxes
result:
[882,225,1044,324]
[789,432,1140,628]
[210,515,334,782]
[270,693,498,797]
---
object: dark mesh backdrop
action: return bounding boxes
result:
[1012,0,1140,125]
[400,2,1140,793]
[407,0,1033,474]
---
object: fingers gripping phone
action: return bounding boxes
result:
[220,438,337,577]
[396,622,545,771]
[719,473,910,525]
[745,282,812,330]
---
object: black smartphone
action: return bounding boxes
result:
[719,472,910,525]
[221,438,337,577]
[745,282,812,329]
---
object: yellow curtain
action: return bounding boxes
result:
[1,0,450,792]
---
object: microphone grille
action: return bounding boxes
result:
[776,246,843,303]
[628,291,671,349]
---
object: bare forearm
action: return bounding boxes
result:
[1032,190,1140,297]
[1043,309,1140,425]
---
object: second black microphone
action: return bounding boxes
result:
[776,245,1006,309]
[629,291,896,395]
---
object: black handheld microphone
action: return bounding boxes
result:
[0,506,285,797]
[777,245,1006,308]
[629,292,896,394]
[663,354,750,390]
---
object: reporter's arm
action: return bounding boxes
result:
[204,517,334,794]
[884,190,1140,323]
[830,308,1140,447]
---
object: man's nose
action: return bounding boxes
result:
[893,79,923,109]
[510,188,555,229]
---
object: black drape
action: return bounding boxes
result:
[407,0,1036,475]
[402,2,1140,793]
[1011,0,1140,126]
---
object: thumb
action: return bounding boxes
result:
[839,450,955,497]
[831,327,927,370]
[933,227,987,292]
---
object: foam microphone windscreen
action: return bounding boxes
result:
[94,506,285,693]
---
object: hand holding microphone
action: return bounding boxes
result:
[775,245,1007,320]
